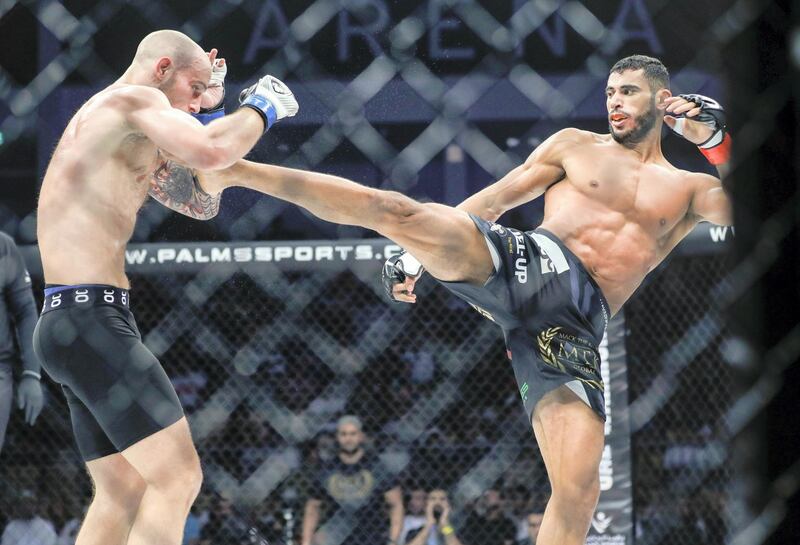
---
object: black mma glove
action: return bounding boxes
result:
[381,251,424,303]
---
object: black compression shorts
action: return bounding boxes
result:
[439,215,610,421]
[32,285,184,461]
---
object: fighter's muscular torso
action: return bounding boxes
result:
[38,85,222,288]
[38,86,159,288]
[537,130,712,314]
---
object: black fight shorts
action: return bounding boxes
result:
[439,215,610,421]
[32,285,184,461]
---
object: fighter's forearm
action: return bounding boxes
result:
[221,160,383,228]
[201,109,265,168]
[455,190,503,222]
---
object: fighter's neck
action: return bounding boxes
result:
[115,66,155,88]
[614,130,665,163]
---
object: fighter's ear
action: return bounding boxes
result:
[655,88,672,110]
[154,57,172,81]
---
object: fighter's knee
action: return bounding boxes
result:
[150,452,203,502]
[95,476,147,513]
[550,476,600,518]
[372,190,422,229]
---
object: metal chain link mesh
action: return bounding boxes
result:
[2,0,791,544]
[0,250,729,545]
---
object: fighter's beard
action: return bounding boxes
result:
[339,446,362,456]
[610,99,657,146]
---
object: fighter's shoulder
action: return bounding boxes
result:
[95,84,169,113]
[675,168,721,191]
[528,128,597,164]
[547,127,598,146]
[109,85,169,108]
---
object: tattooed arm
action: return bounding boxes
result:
[149,157,222,220]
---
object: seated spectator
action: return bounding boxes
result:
[518,510,544,545]
[1,489,57,545]
[461,489,516,545]
[399,487,428,544]
[405,488,464,545]
[198,495,249,545]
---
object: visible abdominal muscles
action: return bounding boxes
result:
[558,222,660,312]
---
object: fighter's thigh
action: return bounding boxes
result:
[55,309,184,455]
[62,384,118,461]
[379,201,493,283]
[121,417,200,487]
[531,385,605,491]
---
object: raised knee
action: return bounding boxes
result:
[373,191,420,228]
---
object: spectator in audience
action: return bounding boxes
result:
[504,485,531,543]
[54,495,85,545]
[183,491,212,545]
[518,510,544,545]
[405,488,465,545]
[399,486,428,544]
[462,489,516,545]
[301,415,403,545]
[198,495,249,545]
[0,489,57,545]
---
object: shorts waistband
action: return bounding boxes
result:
[42,285,130,314]
[529,228,610,319]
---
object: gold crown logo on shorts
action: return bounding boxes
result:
[537,327,565,371]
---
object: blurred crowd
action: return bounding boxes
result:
[0,259,730,545]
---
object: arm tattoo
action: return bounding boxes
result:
[149,159,221,220]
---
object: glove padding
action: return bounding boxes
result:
[382,251,424,303]
[667,93,726,149]
[193,58,227,125]
[239,75,299,132]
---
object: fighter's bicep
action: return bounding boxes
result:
[122,90,216,169]
[689,174,732,226]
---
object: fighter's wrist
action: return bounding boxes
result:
[21,370,41,380]
[698,133,732,165]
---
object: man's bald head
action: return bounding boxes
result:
[130,30,211,113]
[133,30,207,71]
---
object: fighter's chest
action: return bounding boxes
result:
[562,154,689,222]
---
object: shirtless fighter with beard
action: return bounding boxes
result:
[32,30,298,545]
[185,55,732,545]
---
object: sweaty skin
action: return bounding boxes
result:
[195,68,731,317]
[37,32,264,288]
[487,128,725,314]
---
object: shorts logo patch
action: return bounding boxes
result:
[489,223,506,235]
[536,327,604,391]
[519,382,529,402]
[537,327,563,370]
[529,233,570,274]
[512,231,527,283]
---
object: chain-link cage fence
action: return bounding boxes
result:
[0,238,728,545]
[1,0,795,543]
